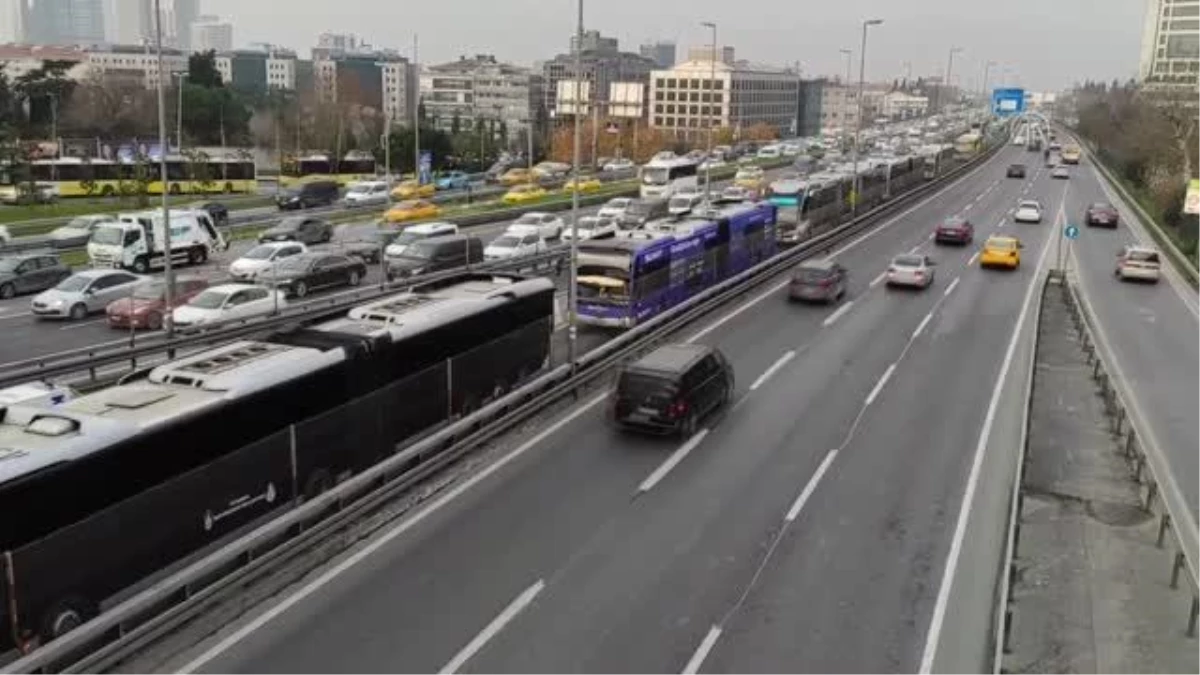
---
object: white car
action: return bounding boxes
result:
[509,212,564,240]
[343,180,390,207]
[698,157,726,171]
[1050,166,1070,180]
[172,283,287,327]
[228,241,308,281]
[1013,200,1044,223]
[384,222,459,259]
[602,158,635,172]
[1115,245,1161,283]
[484,231,548,261]
[597,197,633,220]
[669,193,705,216]
[721,185,755,201]
[561,215,618,241]
[885,254,936,289]
[757,145,782,159]
[0,225,9,245]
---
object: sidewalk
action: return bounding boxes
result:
[1003,277,1197,674]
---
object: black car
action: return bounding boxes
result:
[609,343,734,437]
[385,234,484,282]
[618,198,670,230]
[1085,202,1119,228]
[788,259,848,303]
[1006,164,1027,178]
[276,180,340,210]
[258,216,334,245]
[258,252,367,298]
[0,253,71,299]
[341,228,404,264]
[191,201,229,226]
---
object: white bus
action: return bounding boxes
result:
[639,156,700,199]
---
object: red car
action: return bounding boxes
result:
[934,216,974,245]
[106,277,209,330]
[1085,202,1119,228]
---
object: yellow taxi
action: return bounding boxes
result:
[384,199,441,223]
[562,176,603,193]
[391,180,436,200]
[734,166,765,190]
[979,235,1023,269]
[499,168,535,186]
[502,184,548,205]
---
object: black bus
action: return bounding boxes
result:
[0,272,554,652]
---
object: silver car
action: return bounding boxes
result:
[32,269,147,320]
[885,254,936,289]
[48,215,116,249]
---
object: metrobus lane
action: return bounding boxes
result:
[1061,163,1199,517]
[694,169,1064,674]
[175,154,1014,674]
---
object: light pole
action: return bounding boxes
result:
[839,48,852,148]
[412,34,421,184]
[938,46,962,112]
[702,21,717,203]
[567,0,583,369]
[174,71,187,150]
[152,0,175,338]
[839,48,852,86]
[851,18,883,219]
[981,60,996,106]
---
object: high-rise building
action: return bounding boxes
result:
[312,34,416,122]
[190,14,232,53]
[421,54,543,144]
[639,40,676,69]
[215,45,298,93]
[542,31,656,117]
[0,0,29,43]
[28,0,106,45]
[1139,0,1200,91]
[171,0,196,49]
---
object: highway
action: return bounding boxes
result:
[1060,153,1199,518]
[165,144,1070,674]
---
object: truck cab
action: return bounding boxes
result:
[87,209,228,273]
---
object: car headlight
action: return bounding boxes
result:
[51,299,65,307]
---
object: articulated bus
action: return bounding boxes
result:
[639,156,701,199]
[0,272,553,652]
[575,201,777,328]
[281,151,378,187]
[0,156,258,197]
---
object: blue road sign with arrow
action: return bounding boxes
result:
[1064,224,1080,240]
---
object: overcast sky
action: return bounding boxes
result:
[204,0,1145,91]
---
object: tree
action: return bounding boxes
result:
[743,123,780,142]
[183,148,216,192]
[59,72,157,139]
[187,51,224,89]
[377,124,455,174]
[181,83,251,145]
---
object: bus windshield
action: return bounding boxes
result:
[642,167,669,185]
[90,225,125,246]
[577,275,629,303]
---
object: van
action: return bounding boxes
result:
[617,198,670,230]
[668,193,705,216]
[609,343,734,437]
[277,180,341,210]
[384,222,460,260]
[385,233,484,281]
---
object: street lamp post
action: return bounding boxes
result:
[938,46,963,112]
[851,19,883,219]
[412,34,421,184]
[702,21,717,203]
[567,0,583,369]
[152,0,175,338]
[839,48,852,86]
[175,71,187,150]
[981,60,996,106]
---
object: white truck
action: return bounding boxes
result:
[87,209,228,273]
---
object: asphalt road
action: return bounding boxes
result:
[0,172,777,368]
[1060,155,1199,519]
[171,144,1067,674]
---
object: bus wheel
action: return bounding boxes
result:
[40,597,96,642]
[132,256,149,274]
[188,247,206,265]
[100,185,115,197]
[303,469,333,500]
[223,182,234,193]
[169,183,181,195]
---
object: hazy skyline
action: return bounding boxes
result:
[206,0,1143,91]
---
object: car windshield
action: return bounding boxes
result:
[1019,201,1039,209]
[492,235,521,248]
[988,239,1017,250]
[189,290,229,309]
[605,198,631,209]
[275,257,314,272]
[515,214,542,225]
[276,218,304,230]
[794,266,833,282]
[132,281,167,300]
[392,231,425,246]
[893,255,924,267]
[942,218,967,228]
[64,216,96,230]
[618,372,677,401]
[90,225,124,245]
[1091,203,1112,210]
[402,242,438,260]
[244,245,279,260]
[642,167,669,185]
[0,258,21,273]
[55,275,90,292]
[1126,250,1160,263]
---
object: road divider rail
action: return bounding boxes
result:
[1,138,1003,674]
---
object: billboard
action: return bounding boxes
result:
[991,88,1025,117]
[555,80,592,115]
[608,82,645,119]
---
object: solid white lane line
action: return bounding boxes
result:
[919,177,1059,674]
[682,626,723,674]
[176,391,609,674]
[784,448,839,522]
[59,318,107,330]
[821,301,854,328]
[638,428,710,493]
[967,251,980,266]
[997,219,1006,227]
[870,271,887,287]
[909,243,923,254]
[749,350,796,391]
[911,312,933,340]
[439,580,546,674]
[943,277,960,297]
[864,363,896,407]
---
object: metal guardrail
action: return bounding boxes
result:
[1,139,1003,674]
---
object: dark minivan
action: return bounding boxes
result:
[617,198,671,230]
[277,180,341,210]
[610,343,734,436]
[385,234,484,281]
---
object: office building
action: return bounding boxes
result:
[0,0,29,43]
[108,0,151,45]
[542,30,656,117]
[1139,0,1200,90]
[648,49,800,140]
[881,91,929,119]
[170,0,196,49]
[215,46,298,93]
[190,15,232,53]
[312,35,416,121]
[639,40,676,68]
[85,42,187,88]
[28,0,106,45]
[421,54,543,142]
